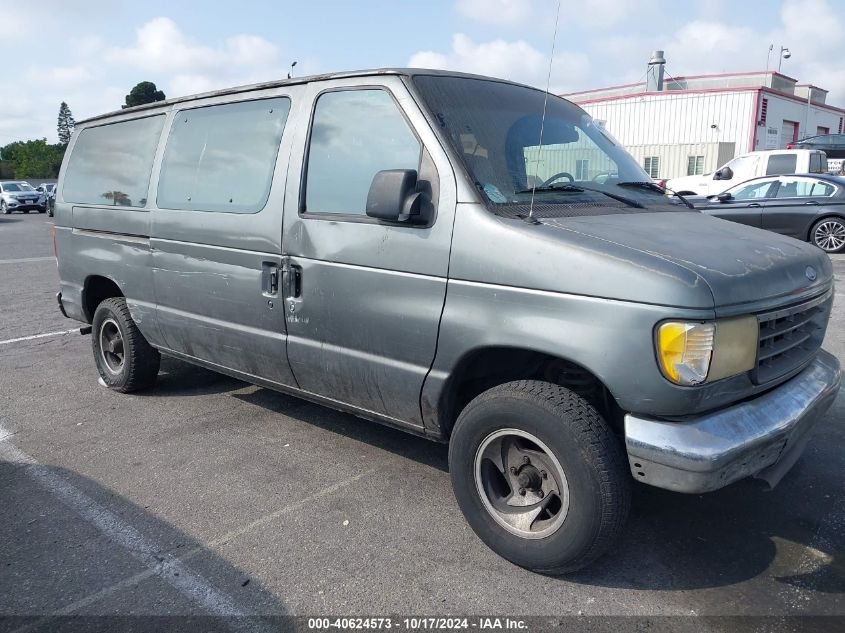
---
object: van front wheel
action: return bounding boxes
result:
[448,380,630,574]
[92,297,160,392]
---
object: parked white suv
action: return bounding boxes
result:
[667,149,827,197]
[0,180,47,214]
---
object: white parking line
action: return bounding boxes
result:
[0,329,79,346]
[0,256,55,264]
[0,425,253,626]
[46,468,377,618]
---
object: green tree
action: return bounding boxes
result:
[123,81,166,109]
[57,102,75,145]
[0,140,65,178]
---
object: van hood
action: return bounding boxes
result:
[540,211,832,312]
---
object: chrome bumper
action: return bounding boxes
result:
[624,350,841,493]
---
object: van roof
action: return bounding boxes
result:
[77,68,533,125]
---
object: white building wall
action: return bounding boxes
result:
[579,91,756,152]
[752,95,843,150]
[623,142,735,181]
[575,89,845,179]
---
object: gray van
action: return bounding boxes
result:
[54,69,841,573]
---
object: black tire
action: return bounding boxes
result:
[810,217,845,253]
[449,380,631,574]
[0,201,8,214]
[92,297,160,392]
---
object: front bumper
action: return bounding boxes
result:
[624,350,841,493]
[7,202,45,211]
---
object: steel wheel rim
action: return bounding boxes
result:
[814,220,845,252]
[99,318,125,374]
[474,428,570,539]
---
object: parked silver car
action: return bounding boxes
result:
[0,180,47,213]
[52,69,841,573]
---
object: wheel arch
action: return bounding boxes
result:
[428,345,622,440]
[82,275,124,323]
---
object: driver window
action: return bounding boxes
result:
[304,89,421,215]
[724,155,758,175]
[732,180,776,200]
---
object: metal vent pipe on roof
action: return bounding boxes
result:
[647,50,666,92]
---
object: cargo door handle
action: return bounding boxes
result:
[262,262,280,296]
[285,264,302,298]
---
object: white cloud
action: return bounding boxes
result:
[44,65,93,87]
[408,33,590,93]
[106,17,283,97]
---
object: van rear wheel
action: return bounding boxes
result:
[92,297,160,392]
[448,380,631,574]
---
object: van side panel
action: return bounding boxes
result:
[150,88,300,387]
[55,109,171,349]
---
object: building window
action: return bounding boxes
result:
[575,159,590,180]
[643,156,660,179]
[817,126,830,136]
[687,155,705,176]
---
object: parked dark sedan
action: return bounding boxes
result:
[696,173,845,253]
[789,133,845,159]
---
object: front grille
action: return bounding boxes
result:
[753,290,832,384]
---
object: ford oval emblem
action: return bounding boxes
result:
[805,266,817,282]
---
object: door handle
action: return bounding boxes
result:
[804,200,820,205]
[748,203,762,207]
[262,262,280,296]
[284,264,302,298]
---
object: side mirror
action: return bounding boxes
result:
[716,166,733,181]
[717,192,732,202]
[366,169,428,224]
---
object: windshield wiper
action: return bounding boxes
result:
[514,183,644,209]
[616,181,695,209]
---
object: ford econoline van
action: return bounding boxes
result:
[53,69,841,573]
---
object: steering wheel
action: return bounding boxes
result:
[541,172,574,187]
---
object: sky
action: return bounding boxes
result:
[1,0,840,146]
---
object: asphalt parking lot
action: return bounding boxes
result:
[1,213,843,629]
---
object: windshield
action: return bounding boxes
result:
[412,75,677,217]
[3,183,24,192]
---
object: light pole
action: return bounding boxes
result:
[778,47,791,73]
[287,61,298,79]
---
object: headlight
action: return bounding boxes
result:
[656,317,758,386]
